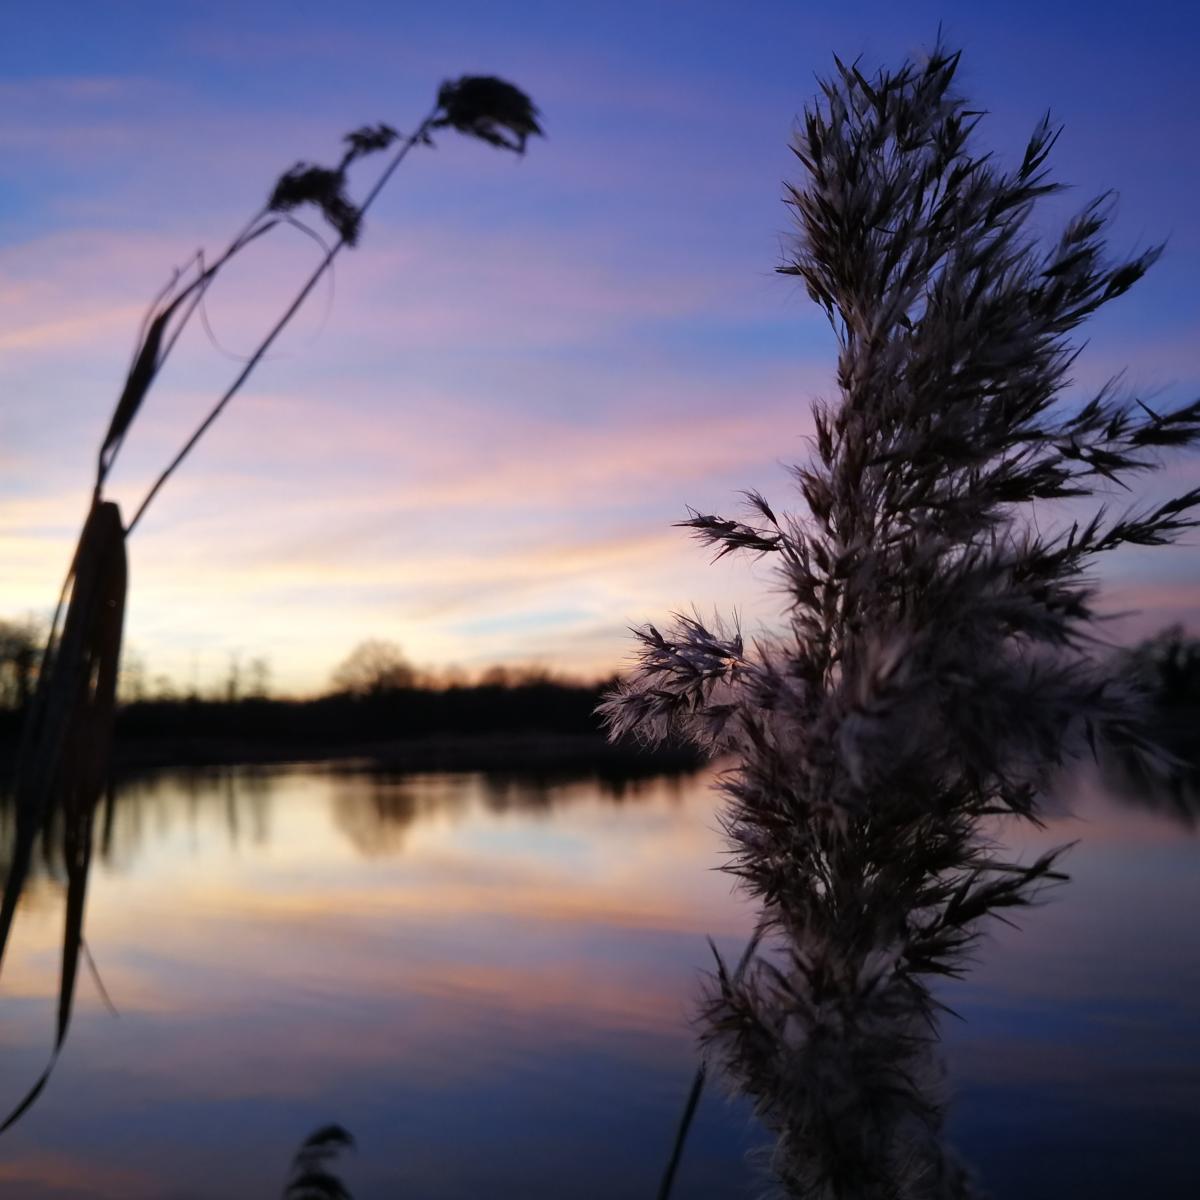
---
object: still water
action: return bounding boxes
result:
[0,764,1196,1198]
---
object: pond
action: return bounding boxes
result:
[0,763,1196,1198]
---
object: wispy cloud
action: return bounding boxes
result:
[2,8,1196,692]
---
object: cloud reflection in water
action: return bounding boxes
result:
[0,764,1196,1198]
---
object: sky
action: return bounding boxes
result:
[1,0,1198,695]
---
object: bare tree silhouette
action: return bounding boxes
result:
[331,639,416,695]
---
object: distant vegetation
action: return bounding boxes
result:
[1123,624,1200,714]
[1103,626,1200,826]
[0,630,684,770]
[114,668,618,754]
[3,622,1196,768]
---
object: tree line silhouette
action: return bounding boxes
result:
[0,628,698,769]
[2,622,1197,762]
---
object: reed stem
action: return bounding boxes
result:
[125,104,442,536]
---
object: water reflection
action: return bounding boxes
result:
[0,765,1196,1198]
[329,769,691,861]
[6,755,1191,894]
[3,766,697,886]
[0,766,758,1199]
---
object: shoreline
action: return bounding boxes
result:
[1,732,704,779]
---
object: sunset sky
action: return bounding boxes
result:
[2,1,1198,694]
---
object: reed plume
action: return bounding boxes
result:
[282,1124,356,1200]
[603,45,1199,1198]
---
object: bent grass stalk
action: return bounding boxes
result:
[0,75,541,1132]
[123,102,442,535]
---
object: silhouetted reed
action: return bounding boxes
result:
[0,75,540,1131]
[282,1124,356,1200]
[603,44,1200,1198]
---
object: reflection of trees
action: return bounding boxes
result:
[328,766,697,858]
[3,763,701,875]
[331,778,422,857]
[0,768,278,884]
[111,769,276,865]
[480,767,689,811]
